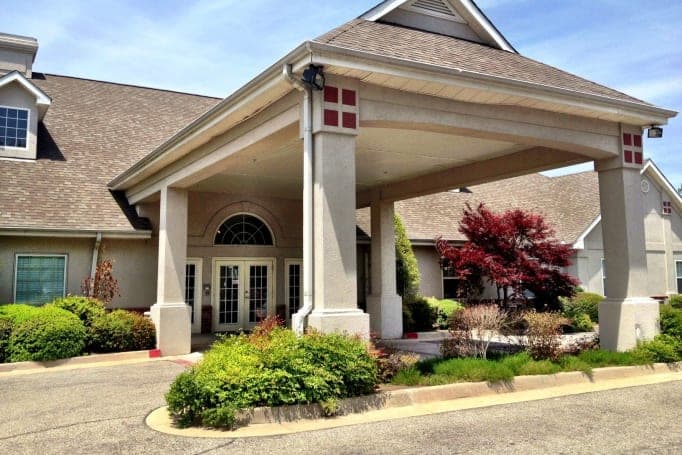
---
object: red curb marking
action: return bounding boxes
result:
[405,332,419,339]
[149,349,161,358]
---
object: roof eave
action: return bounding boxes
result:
[108,43,310,191]
[0,228,152,239]
[307,41,677,125]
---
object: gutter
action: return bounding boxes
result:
[0,228,152,239]
[89,232,102,294]
[283,63,315,336]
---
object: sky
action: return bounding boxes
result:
[1,0,680,187]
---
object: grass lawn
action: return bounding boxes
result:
[392,350,652,386]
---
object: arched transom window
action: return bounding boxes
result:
[214,214,274,245]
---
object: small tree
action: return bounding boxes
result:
[394,213,420,302]
[436,203,578,310]
[82,257,120,306]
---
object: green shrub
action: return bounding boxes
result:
[394,213,420,301]
[48,296,105,327]
[659,304,682,339]
[571,313,594,332]
[403,298,438,332]
[391,367,422,386]
[166,327,378,428]
[0,317,11,363]
[577,349,650,367]
[0,304,40,325]
[7,306,86,362]
[431,357,514,383]
[425,297,464,329]
[561,292,603,323]
[633,335,682,363]
[668,294,682,309]
[89,310,155,353]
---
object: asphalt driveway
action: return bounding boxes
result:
[1,360,682,454]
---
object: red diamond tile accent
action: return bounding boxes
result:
[324,109,338,127]
[623,133,632,146]
[324,86,338,103]
[624,150,633,163]
[342,89,356,106]
[342,112,356,129]
[634,151,643,165]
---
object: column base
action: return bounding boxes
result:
[150,302,192,356]
[367,294,403,339]
[599,297,660,352]
[307,309,370,339]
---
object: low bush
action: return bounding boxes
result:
[633,335,682,363]
[561,292,603,323]
[0,304,40,325]
[89,310,156,353]
[576,349,650,367]
[446,304,507,359]
[403,298,438,332]
[523,311,567,361]
[659,304,682,339]
[6,306,86,362]
[425,297,464,329]
[371,344,419,383]
[667,294,682,309]
[166,326,378,429]
[49,296,105,327]
[571,313,594,333]
[0,316,11,363]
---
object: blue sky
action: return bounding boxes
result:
[1,0,680,186]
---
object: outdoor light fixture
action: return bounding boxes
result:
[203,284,211,296]
[648,125,663,138]
[301,64,325,90]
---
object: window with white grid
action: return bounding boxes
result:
[0,106,29,148]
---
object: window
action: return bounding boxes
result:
[285,260,302,319]
[185,263,197,324]
[14,255,67,305]
[677,261,682,294]
[0,106,29,148]
[662,201,672,216]
[214,214,273,245]
[442,261,459,299]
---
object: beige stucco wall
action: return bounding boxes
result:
[0,236,157,308]
[0,80,39,160]
[413,245,442,298]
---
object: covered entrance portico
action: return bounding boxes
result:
[108,3,675,356]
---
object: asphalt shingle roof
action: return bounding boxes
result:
[314,19,649,106]
[356,171,601,245]
[0,74,219,232]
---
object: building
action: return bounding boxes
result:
[0,0,677,354]
[374,161,682,300]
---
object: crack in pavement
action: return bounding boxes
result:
[0,414,144,441]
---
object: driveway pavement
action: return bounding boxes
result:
[1,360,681,454]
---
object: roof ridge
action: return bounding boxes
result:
[36,72,222,100]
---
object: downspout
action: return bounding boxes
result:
[89,232,102,294]
[284,64,314,335]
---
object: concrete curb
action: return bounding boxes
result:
[0,349,157,373]
[239,362,681,424]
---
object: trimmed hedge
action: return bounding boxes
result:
[403,298,438,332]
[89,309,156,353]
[49,296,105,327]
[0,317,11,363]
[425,297,464,329]
[561,292,603,323]
[166,327,377,429]
[668,294,682,309]
[4,306,86,362]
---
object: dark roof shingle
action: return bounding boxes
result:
[0,74,219,232]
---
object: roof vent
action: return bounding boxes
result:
[406,0,465,23]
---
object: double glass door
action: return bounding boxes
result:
[213,259,273,331]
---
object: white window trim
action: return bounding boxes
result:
[601,258,606,296]
[676,260,682,294]
[284,258,303,320]
[186,257,203,334]
[0,104,30,151]
[213,212,276,247]
[13,253,68,304]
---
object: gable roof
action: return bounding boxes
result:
[314,19,649,107]
[356,171,602,245]
[0,74,219,235]
[0,70,51,119]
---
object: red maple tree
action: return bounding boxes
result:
[436,203,578,309]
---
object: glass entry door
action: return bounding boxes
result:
[212,259,274,331]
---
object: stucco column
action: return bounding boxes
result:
[149,186,191,355]
[595,125,659,351]
[366,198,403,338]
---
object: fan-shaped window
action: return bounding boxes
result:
[214,214,273,245]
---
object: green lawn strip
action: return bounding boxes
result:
[391,350,653,386]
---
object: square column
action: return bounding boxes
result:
[307,130,369,337]
[595,126,659,351]
[366,198,403,339]
[150,186,191,355]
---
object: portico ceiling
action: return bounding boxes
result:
[187,125,525,199]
